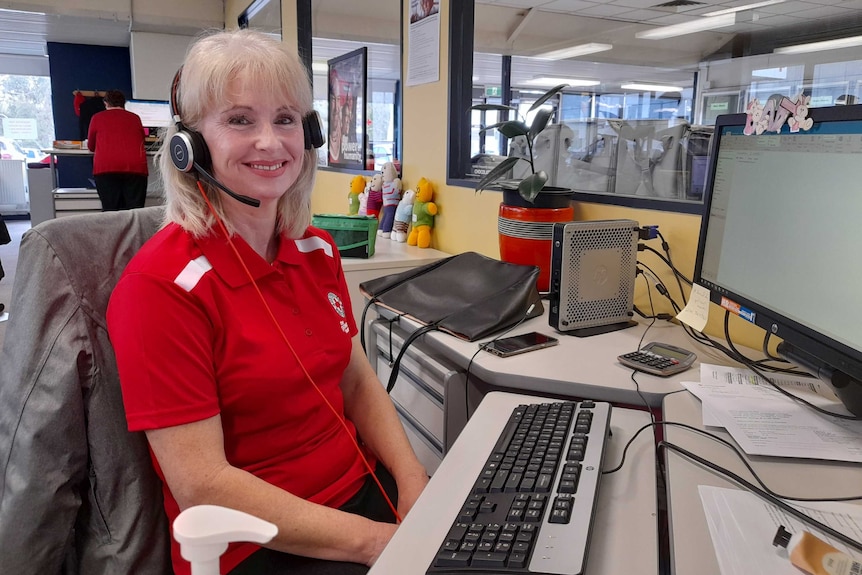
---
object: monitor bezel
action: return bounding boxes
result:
[693,103,862,385]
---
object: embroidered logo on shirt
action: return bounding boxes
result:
[328,292,350,333]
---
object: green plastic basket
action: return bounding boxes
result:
[311,214,379,258]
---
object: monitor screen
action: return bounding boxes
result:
[126,100,172,128]
[693,104,862,415]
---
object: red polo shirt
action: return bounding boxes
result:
[107,223,369,575]
[87,108,148,175]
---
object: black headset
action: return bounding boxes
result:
[168,66,325,208]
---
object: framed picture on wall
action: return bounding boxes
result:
[328,47,367,169]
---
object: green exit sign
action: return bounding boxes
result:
[710,102,729,111]
[485,86,502,97]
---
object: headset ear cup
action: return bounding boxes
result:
[170,129,210,173]
[303,111,325,150]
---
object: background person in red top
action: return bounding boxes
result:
[106,29,428,575]
[86,89,149,210]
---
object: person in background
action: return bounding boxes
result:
[87,89,149,211]
[106,29,428,575]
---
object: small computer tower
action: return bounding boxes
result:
[549,219,639,336]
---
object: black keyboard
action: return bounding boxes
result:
[426,400,611,575]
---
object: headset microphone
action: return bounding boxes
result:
[194,164,261,208]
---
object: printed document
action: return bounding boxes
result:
[683,364,862,463]
[699,485,862,575]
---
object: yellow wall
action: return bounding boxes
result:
[299,0,765,350]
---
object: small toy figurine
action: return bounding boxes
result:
[366,173,384,219]
[407,177,437,249]
[358,188,368,216]
[348,174,365,215]
[378,162,403,238]
[392,188,415,243]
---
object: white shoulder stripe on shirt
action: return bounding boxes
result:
[294,236,333,258]
[174,255,213,292]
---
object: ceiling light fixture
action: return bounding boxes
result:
[621,83,684,92]
[533,42,613,60]
[524,77,600,88]
[774,35,862,55]
[636,13,736,40]
[703,0,786,17]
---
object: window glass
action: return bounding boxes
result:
[452,0,862,212]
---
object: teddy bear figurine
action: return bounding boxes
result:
[365,173,384,219]
[407,177,438,249]
[392,188,415,243]
[348,174,365,215]
[378,162,403,238]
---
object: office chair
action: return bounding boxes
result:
[0,206,172,574]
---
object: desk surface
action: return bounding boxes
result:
[405,309,737,408]
[662,391,862,574]
[341,239,448,273]
[370,391,658,574]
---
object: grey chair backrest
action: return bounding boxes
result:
[0,206,173,574]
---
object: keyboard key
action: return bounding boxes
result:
[434,551,471,567]
[471,551,507,568]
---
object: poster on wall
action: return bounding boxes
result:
[407,0,440,86]
[328,47,367,168]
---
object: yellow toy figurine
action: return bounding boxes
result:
[348,174,365,215]
[407,177,438,248]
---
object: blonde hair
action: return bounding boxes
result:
[157,28,318,238]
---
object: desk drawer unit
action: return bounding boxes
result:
[372,321,461,475]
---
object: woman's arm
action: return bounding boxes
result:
[340,337,430,518]
[145,415,397,566]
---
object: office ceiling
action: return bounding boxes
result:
[1,0,861,90]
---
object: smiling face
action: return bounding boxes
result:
[197,71,306,209]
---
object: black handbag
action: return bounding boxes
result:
[360,251,543,342]
[359,252,544,392]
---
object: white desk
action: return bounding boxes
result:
[662,391,862,575]
[40,148,163,220]
[370,391,659,575]
[372,307,733,408]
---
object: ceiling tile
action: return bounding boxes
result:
[792,5,859,18]
[609,8,680,22]
[605,0,679,8]
[574,3,634,17]
[539,0,600,12]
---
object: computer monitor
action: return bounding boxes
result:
[125,99,173,129]
[693,104,862,416]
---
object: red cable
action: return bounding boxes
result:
[196,181,402,523]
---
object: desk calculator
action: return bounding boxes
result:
[618,341,696,377]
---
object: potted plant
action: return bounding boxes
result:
[472,83,572,207]
[471,84,575,292]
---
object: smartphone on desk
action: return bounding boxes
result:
[481,332,559,358]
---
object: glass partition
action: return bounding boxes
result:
[449,0,862,213]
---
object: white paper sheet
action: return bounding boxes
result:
[682,365,862,462]
[699,485,862,575]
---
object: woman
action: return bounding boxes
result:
[107,29,428,575]
[86,89,149,210]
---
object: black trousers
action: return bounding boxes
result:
[94,173,148,211]
[228,464,399,575]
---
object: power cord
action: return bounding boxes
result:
[602,419,862,553]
